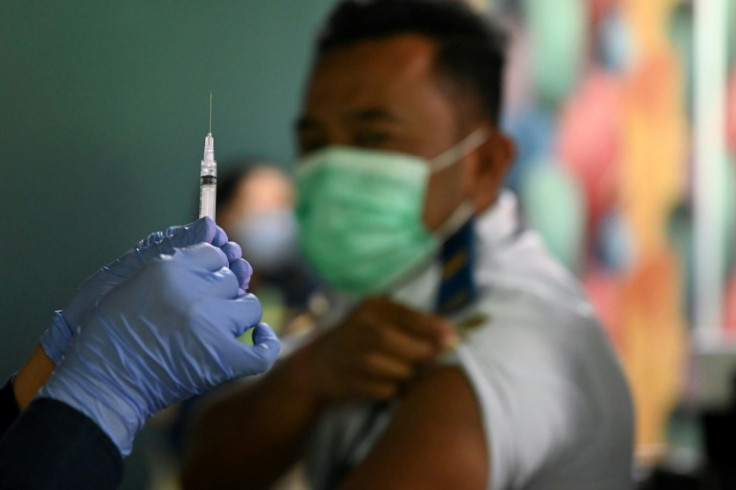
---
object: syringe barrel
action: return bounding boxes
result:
[199,131,216,220]
[199,162,217,220]
[199,180,216,220]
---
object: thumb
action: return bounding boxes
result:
[174,243,229,272]
[169,217,229,248]
[169,217,214,247]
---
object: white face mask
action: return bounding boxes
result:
[294,128,488,296]
[232,209,299,275]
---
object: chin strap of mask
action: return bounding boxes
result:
[435,218,478,315]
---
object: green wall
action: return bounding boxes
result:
[0,1,335,376]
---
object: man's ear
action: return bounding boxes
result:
[489,130,515,184]
[465,128,515,211]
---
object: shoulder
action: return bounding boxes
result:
[340,366,487,490]
[460,281,621,416]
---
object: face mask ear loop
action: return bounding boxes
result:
[429,128,489,173]
[434,201,476,240]
[426,128,489,241]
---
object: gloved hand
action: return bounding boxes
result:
[37,243,280,456]
[40,217,252,364]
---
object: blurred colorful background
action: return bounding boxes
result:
[213,1,735,483]
[486,0,736,476]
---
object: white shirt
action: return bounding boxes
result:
[302,191,634,490]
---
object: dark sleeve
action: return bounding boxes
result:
[0,376,20,439]
[0,398,123,489]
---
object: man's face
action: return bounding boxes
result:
[296,34,490,231]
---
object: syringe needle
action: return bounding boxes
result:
[209,92,212,134]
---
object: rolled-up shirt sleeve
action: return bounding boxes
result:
[0,377,20,440]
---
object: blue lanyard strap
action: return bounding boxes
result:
[435,219,478,315]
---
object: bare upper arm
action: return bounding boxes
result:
[339,366,488,490]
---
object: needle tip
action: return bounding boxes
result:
[208,92,213,134]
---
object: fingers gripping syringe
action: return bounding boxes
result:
[199,93,217,220]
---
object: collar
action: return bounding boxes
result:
[474,190,523,249]
[390,191,522,314]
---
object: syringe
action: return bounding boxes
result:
[199,93,217,220]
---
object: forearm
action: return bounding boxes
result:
[181,341,326,490]
[0,344,55,439]
[13,345,55,410]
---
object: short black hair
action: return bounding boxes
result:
[316,0,507,123]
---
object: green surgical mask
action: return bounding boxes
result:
[295,129,488,296]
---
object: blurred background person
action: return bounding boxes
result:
[215,159,326,336]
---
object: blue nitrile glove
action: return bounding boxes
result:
[37,243,280,456]
[40,217,252,364]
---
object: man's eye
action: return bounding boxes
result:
[298,138,327,156]
[355,131,392,148]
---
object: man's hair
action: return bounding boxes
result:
[316,0,507,123]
